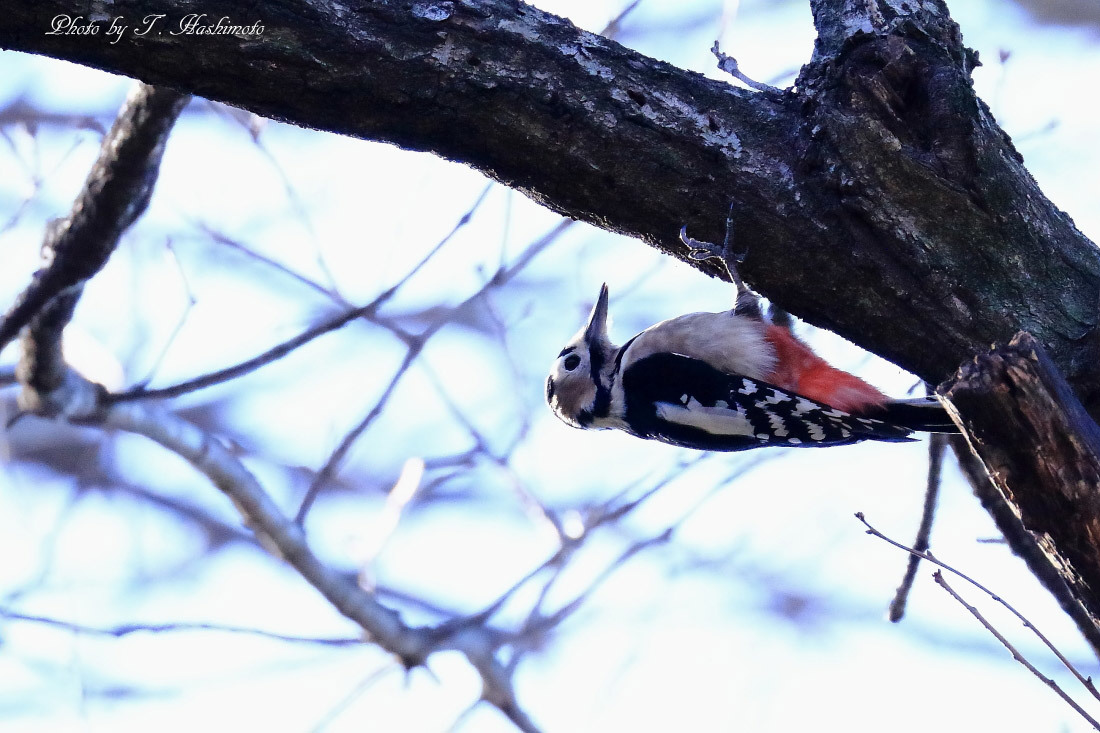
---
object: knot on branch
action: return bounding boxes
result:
[16,367,106,421]
[800,26,984,187]
[808,0,971,67]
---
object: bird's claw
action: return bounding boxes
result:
[679,226,745,264]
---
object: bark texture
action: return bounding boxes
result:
[942,333,1100,634]
[3,0,1098,405]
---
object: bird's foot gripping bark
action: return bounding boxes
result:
[679,218,760,320]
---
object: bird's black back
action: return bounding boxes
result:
[620,352,915,451]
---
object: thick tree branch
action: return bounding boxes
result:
[940,333,1100,637]
[0,84,189,354]
[3,0,1098,406]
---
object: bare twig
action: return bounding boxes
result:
[196,221,351,305]
[950,435,1100,658]
[436,459,697,636]
[357,457,426,587]
[447,699,485,733]
[308,661,403,733]
[111,183,496,403]
[109,299,403,404]
[453,451,773,652]
[933,571,1100,731]
[102,399,427,656]
[295,344,422,524]
[0,607,364,646]
[134,238,198,388]
[0,96,109,134]
[601,0,643,38]
[422,362,560,539]
[519,528,674,639]
[296,220,572,522]
[889,431,947,621]
[710,41,783,94]
[857,512,1100,702]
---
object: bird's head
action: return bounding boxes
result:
[546,283,616,429]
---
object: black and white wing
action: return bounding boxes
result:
[619,352,914,452]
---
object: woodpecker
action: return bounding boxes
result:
[545,229,957,452]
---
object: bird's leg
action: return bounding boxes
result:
[768,303,792,330]
[680,205,761,320]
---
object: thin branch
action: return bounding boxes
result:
[933,571,1100,731]
[111,182,495,403]
[101,399,428,658]
[308,661,403,733]
[710,42,783,94]
[109,299,399,403]
[889,431,947,621]
[0,607,364,646]
[296,220,572,522]
[133,237,198,388]
[357,457,426,587]
[106,480,254,548]
[434,459,696,636]
[93,394,538,727]
[521,453,779,637]
[518,528,674,640]
[295,344,422,524]
[447,699,485,733]
[195,221,351,305]
[857,512,1100,703]
[949,433,1100,658]
[600,0,644,38]
[455,452,773,647]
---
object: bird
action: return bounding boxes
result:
[544,228,958,452]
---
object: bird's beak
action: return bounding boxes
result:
[583,283,610,344]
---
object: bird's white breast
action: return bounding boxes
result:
[620,311,776,379]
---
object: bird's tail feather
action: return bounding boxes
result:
[878,397,959,433]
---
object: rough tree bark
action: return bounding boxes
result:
[944,334,1100,641]
[3,0,1098,400]
[5,0,1100,653]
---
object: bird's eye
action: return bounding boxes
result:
[563,354,581,371]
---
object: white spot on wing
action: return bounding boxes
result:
[794,398,818,416]
[738,379,758,395]
[766,410,789,437]
[656,398,755,438]
[764,389,791,404]
[807,423,826,441]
